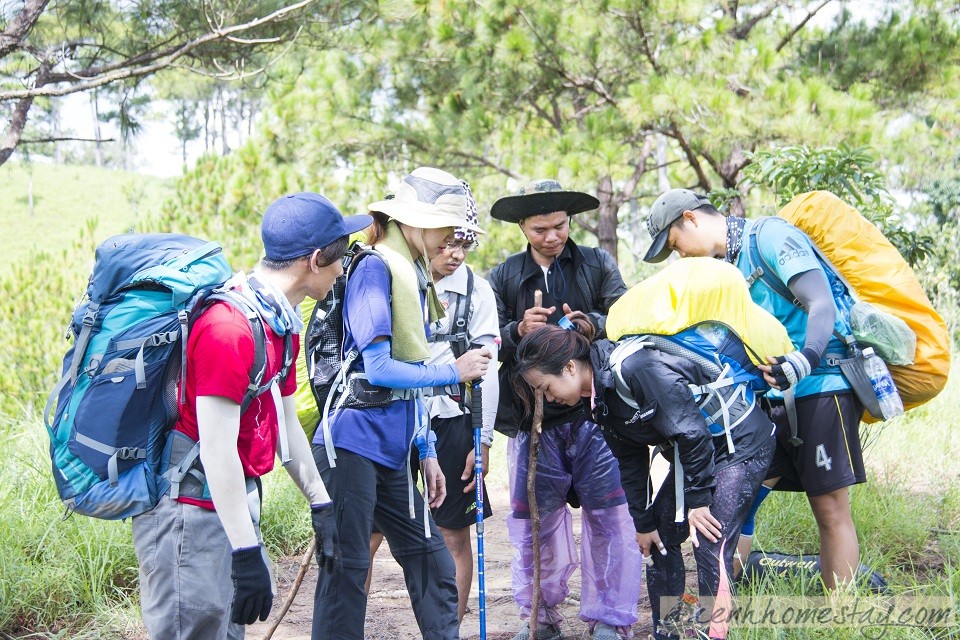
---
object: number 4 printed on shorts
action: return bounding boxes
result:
[816,444,833,472]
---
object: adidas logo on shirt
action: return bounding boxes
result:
[778,237,810,266]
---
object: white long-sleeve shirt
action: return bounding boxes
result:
[425,264,500,447]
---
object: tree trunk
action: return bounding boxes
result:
[721,145,749,217]
[595,174,620,261]
[90,92,103,167]
[51,97,62,164]
[656,134,671,193]
[219,86,229,154]
[204,101,211,152]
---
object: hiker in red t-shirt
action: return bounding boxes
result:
[132,193,371,640]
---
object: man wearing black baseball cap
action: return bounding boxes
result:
[134,192,370,639]
[487,180,642,640]
[643,187,867,595]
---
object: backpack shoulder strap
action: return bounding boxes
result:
[501,252,524,322]
[465,265,475,315]
[450,266,474,358]
[426,266,475,358]
[745,217,798,305]
[609,337,650,410]
[346,247,389,279]
[201,291,269,413]
[745,218,848,344]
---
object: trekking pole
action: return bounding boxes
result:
[528,290,544,640]
[471,375,487,640]
[260,537,316,640]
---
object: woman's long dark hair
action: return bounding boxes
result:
[512,313,596,417]
[366,211,391,246]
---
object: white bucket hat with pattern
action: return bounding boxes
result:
[368,167,485,234]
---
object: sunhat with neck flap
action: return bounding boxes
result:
[367,167,485,234]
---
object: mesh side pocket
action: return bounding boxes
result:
[838,356,883,421]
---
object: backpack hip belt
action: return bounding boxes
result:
[319,349,416,468]
[161,430,208,501]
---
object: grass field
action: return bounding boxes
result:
[0,161,170,274]
[3,363,957,638]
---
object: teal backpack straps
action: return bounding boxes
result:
[745,217,849,343]
[164,289,281,500]
[745,218,799,304]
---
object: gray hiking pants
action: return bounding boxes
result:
[133,488,271,640]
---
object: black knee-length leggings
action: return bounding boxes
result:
[647,430,775,639]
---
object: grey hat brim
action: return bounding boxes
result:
[490,191,599,223]
[643,227,673,263]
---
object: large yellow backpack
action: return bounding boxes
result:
[771,191,950,415]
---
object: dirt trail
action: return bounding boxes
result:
[250,489,657,640]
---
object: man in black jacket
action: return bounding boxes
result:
[488,180,642,640]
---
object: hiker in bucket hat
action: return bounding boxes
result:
[310,167,493,640]
[367,180,501,628]
[488,180,643,640]
[643,188,867,595]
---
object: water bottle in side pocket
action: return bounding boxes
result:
[862,347,904,420]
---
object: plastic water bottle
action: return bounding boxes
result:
[862,347,904,419]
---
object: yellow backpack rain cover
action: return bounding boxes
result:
[777,191,950,415]
[607,257,794,363]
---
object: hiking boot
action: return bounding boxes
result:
[591,622,620,640]
[510,621,562,640]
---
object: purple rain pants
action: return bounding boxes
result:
[506,416,643,629]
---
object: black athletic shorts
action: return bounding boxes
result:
[764,392,866,497]
[411,413,492,530]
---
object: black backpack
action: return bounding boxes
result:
[304,242,386,416]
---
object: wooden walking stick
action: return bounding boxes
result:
[260,537,316,640]
[527,290,544,640]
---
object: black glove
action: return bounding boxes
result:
[769,347,820,390]
[230,546,273,625]
[311,501,341,574]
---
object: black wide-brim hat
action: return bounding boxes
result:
[490,179,600,223]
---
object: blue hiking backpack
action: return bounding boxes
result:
[609,323,770,451]
[606,324,771,523]
[43,233,279,520]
